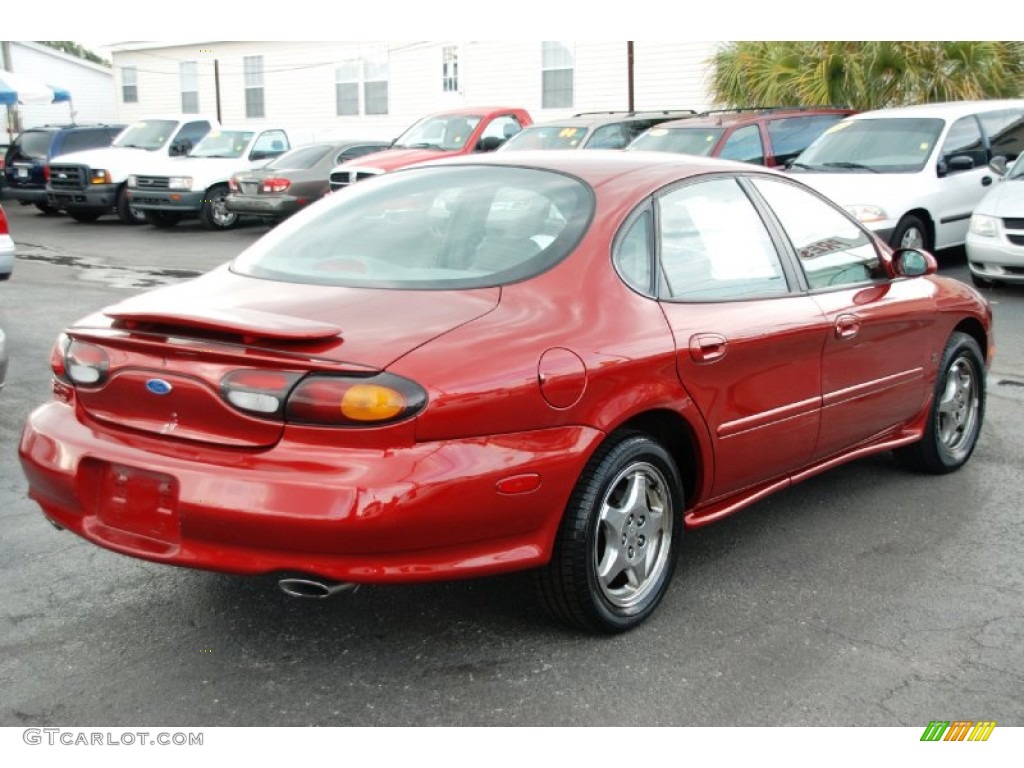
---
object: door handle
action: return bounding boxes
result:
[835,314,860,340]
[689,333,728,363]
[982,176,993,187]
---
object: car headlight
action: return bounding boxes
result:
[89,169,111,185]
[969,213,998,237]
[167,177,193,191]
[127,175,138,188]
[843,204,887,223]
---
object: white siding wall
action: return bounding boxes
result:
[110,41,722,140]
[5,42,116,131]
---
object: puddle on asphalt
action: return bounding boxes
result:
[15,243,203,289]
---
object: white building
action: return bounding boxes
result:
[2,41,117,139]
[108,41,722,141]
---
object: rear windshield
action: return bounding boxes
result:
[232,165,594,290]
[628,126,724,155]
[10,130,54,161]
[113,120,179,150]
[793,117,945,172]
[501,125,590,150]
[267,144,332,170]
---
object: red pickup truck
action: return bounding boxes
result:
[328,106,533,191]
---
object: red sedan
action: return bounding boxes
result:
[19,151,992,633]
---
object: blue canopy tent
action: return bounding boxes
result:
[1,70,73,135]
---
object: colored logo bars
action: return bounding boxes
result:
[920,721,997,742]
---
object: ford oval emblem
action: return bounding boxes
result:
[146,379,173,396]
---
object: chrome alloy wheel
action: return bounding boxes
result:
[593,461,673,610]
[936,353,981,461]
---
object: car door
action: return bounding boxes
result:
[931,115,996,249]
[655,175,828,499]
[748,176,938,460]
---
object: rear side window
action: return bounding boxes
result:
[336,144,387,163]
[233,165,594,289]
[766,114,848,166]
[657,177,788,301]
[59,129,116,154]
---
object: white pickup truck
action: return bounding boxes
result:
[46,115,219,224]
[126,126,291,230]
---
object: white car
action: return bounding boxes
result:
[126,126,290,230]
[967,153,1024,287]
[789,100,1024,253]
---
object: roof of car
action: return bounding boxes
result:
[425,106,528,118]
[406,148,784,192]
[655,107,855,130]
[845,99,1024,121]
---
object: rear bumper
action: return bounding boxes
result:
[225,193,301,218]
[20,401,601,583]
[5,186,48,204]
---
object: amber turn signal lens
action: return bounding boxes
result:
[341,384,405,421]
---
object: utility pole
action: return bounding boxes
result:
[627,41,635,112]
[214,59,222,124]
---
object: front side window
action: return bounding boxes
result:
[251,130,289,159]
[980,108,1024,162]
[244,56,265,119]
[751,177,881,290]
[719,124,764,165]
[794,117,944,173]
[542,41,574,109]
[941,115,985,171]
[232,166,594,290]
[479,115,522,148]
[121,66,138,103]
[180,61,199,114]
[628,126,724,156]
[657,177,788,301]
[174,121,212,152]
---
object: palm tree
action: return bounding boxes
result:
[709,42,1024,111]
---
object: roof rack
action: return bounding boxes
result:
[572,109,697,118]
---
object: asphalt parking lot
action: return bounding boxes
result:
[1,200,1022,727]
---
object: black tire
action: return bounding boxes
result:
[895,332,985,474]
[890,214,930,252]
[144,210,182,228]
[116,185,146,224]
[68,210,102,223]
[535,432,683,633]
[199,184,239,230]
[34,202,58,215]
[970,272,997,289]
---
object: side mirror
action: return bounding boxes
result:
[892,247,936,278]
[989,155,1008,176]
[477,136,505,153]
[948,155,975,172]
[169,138,192,156]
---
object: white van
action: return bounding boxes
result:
[789,100,1024,252]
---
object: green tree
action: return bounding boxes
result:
[36,41,111,69]
[709,41,1024,111]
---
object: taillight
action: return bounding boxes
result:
[65,339,109,386]
[286,373,426,427]
[228,177,240,192]
[220,370,303,417]
[262,177,291,193]
[0,205,8,236]
[43,164,50,182]
[49,333,71,383]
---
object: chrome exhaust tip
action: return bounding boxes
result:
[278,578,359,599]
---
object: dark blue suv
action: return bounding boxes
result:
[3,124,124,213]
